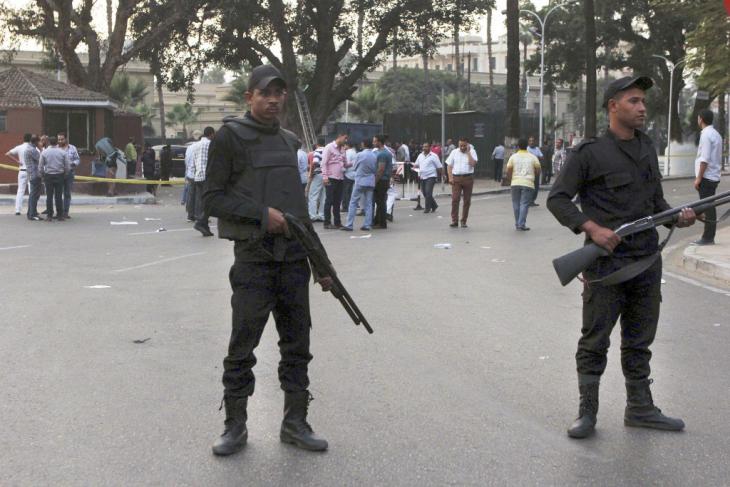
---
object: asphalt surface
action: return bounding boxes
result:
[1,181,729,486]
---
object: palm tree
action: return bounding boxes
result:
[349,85,382,123]
[165,103,201,140]
[444,92,467,112]
[222,77,249,109]
[133,104,157,135]
[519,24,533,110]
[109,73,150,110]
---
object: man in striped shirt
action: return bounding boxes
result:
[193,126,216,236]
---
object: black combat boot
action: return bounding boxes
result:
[624,379,685,431]
[212,396,248,456]
[280,391,328,451]
[567,375,599,439]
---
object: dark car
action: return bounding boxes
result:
[152,144,191,178]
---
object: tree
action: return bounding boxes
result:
[0,0,207,94]
[486,7,494,87]
[109,73,150,110]
[222,76,250,109]
[350,85,383,123]
[201,66,226,84]
[182,0,495,135]
[133,103,157,136]
[583,0,597,137]
[506,0,521,140]
[165,103,201,140]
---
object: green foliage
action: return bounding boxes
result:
[165,103,202,139]
[201,66,227,84]
[133,104,157,134]
[350,85,383,123]
[349,68,506,123]
[222,76,249,109]
[109,73,150,110]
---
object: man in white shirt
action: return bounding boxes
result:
[445,137,478,227]
[413,142,443,213]
[184,139,198,221]
[58,132,81,219]
[5,134,31,215]
[693,109,724,245]
[527,136,544,206]
[491,143,505,182]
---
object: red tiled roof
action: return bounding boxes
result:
[0,67,113,108]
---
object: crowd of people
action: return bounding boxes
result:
[5,132,80,221]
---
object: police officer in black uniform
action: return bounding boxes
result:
[547,76,696,439]
[203,65,332,456]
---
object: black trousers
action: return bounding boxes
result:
[577,257,662,381]
[421,177,437,211]
[194,181,209,226]
[373,179,389,227]
[541,163,552,184]
[223,259,313,398]
[44,173,64,218]
[324,178,343,225]
[185,178,196,220]
[493,158,503,182]
[27,177,42,218]
[698,178,719,242]
[341,178,354,212]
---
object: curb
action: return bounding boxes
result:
[0,193,156,206]
[682,245,730,283]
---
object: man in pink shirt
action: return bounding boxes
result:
[321,133,348,229]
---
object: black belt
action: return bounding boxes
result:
[19,168,26,171]
[453,173,473,177]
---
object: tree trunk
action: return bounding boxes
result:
[583,0,597,138]
[392,27,398,70]
[357,6,364,60]
[506,0,521,140]
[521,39,528,109]
[487,8,493,87]
[156,76,167,142]
[718,92,727,139]
[106,0,113,39]
[454,22,461,78]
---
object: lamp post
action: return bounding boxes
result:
[652,54,687,176]
[520,4,566,146]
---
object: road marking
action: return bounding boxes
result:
[0,245,31,251]
[663,271,730,296]
[128,225,217,236]
[112,252,206,273]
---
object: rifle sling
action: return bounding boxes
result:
[589,226,675,287]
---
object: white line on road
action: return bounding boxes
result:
[128,225,217,236]
[0,245,31,251]
[112,252,206,273]
[664,271,730,296]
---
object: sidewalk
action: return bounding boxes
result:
[682,227,730,284]
[0,192,155,207]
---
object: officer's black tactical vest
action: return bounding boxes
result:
[217,117,309,241]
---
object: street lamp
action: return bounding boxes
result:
[520,3,567,146]
[652,54,687,176]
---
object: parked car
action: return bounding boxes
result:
[151,144,193,178]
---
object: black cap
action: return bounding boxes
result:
[602,76,654,108]
[247,65,287,91]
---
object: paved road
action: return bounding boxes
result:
[1,181,728,486]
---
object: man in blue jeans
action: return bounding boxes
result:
[58,132,80,219]
[342,139,377,231]
[413,142,442,213]
[506,138,541,231]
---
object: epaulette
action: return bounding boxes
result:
[574,137,598,152]
[222,118,259,142]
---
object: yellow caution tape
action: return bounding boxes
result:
[0,163,186,185]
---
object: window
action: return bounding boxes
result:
[489,57,496,70]
[446,64,453,71]
[0,111,6,131]
[435,65,441,71]
[46,109,91,150]
[472,58,478,72]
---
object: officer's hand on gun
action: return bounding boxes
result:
[267,208,289,234]
[582,221,621,252]
[674,207,696,228]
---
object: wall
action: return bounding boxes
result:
[0,108,43,184]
